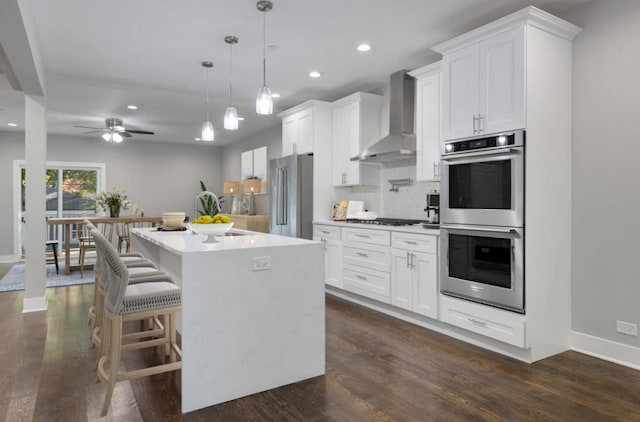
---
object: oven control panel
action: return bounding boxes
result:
[443,130,524,155]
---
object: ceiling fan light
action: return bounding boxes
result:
[201,121,215,141]
[256,86,273,115]
[102,133,111,142]
[224,107,239,130]
[112,133,123,143]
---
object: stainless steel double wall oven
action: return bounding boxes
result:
[439,130,525,313]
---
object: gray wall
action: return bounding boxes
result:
[220,124,282,215]
[0,131,223,257]
[567,0,640,348]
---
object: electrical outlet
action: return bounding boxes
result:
[252,256,271,271]
[616,320,638,337]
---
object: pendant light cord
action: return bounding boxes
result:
[229,43,233,107]
[205,67,210,121]
[262,9,267,86]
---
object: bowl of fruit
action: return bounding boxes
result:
[188,214,233,242]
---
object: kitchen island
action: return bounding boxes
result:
[130,227,325,413]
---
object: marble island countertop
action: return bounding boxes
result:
[131,227,318,255]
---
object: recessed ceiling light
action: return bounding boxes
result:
[237,117,245,121]
[271,93,281,98]
[194,137,201,141]
[127,105,139,110]
[357,43,372,52]
[7,123,17,127]
[309,71,322,78]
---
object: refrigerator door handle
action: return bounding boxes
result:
[282,167,288,225]
[276,167,283,225]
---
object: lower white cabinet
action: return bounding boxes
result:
[439,294,526,348]
[343,264,390,303]
[313,225,343,288]
[391,233,438,319]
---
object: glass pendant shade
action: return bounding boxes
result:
[256,86,273,115]
[201,121,215,141]
[101,133,110,142]
[224,106,239,130]
[102,132,123,143]
[112,133,123,143]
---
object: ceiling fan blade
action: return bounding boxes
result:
[82,130,106,134]
[125,129,155,135]
[120,132,132,138]
[74,125,103,130]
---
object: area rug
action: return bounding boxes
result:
[0,261,94,292]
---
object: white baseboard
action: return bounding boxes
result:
[570,331,640,370]
[0,254,19,263]
[23,295,48,313]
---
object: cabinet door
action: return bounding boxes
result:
[413,251,438,319]
[326,239,343,288]
[442,43,479,141]
[391,248,413,311]
[479,26,525,135]
[332,102,359,185]
[415,72,441,181]
[295,109,314,154]
[282,116,298,156]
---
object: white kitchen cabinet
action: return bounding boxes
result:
[332,92,383,186]
[409,62,442,181]
[278,100,331,156]
[437,25,525,140]
[341,227,391,304]
[313,224,343,288]
[391,232,438,319]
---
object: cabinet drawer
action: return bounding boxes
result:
[342,227,390,246]
[343,243,390,273]
[439,295,526,348]
[343,265,390,303]
[313,225,341,240]
[391,232,437,254]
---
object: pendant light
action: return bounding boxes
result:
[224,36,239,130]
[102,131,123,143]
[256,1,273,115]
[201,61,215,141]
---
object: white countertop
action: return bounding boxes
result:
[131,227,319,255]
[313,220,441,236]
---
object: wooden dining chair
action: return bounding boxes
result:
[79,221,113,278]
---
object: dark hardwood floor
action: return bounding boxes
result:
[1,285,639,421]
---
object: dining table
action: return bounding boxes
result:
[47,216,162,275]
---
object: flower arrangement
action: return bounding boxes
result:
[97,187,131,217]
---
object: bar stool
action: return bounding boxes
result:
[94,230,182,417]
[84,220,157,331]
[79,221,113,278]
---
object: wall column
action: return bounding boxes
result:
[23,94,47,313]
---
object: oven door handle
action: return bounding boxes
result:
[441,148,521,161]
[440,224,518,234]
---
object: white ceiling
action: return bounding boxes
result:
[0,0,591,146]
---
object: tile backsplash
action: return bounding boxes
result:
[335,160,439,220]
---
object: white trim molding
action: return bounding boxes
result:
[23,295,48,313]
[571,331,640,371]
[0,254,19,263]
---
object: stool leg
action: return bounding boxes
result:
[79,246,85,278]
[101,314,121,417]
[52,243,59,274]
[170,312,177,363]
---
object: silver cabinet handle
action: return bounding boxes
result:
[433,162,438,179]
[473,114,479,134]
[356,252,369,258]
[469,318,487,327]
[355,234,371,239]
[441,224,518,235]
[411,252,416,269]
[356,274,367,281]
[478,114,484,133]
[320,230,331,234]
[404,240,418,245]
[406,251,410,269]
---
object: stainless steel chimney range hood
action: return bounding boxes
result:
[351,70,416,163]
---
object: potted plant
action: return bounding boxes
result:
[97,187,131,217]
[198,181,225,217]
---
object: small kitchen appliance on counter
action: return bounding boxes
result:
[424,192,440,224]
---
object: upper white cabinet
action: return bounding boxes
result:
[332,92,383,186]
[409,62,442,181]
[278,100,331,156]
[437,25,525,140]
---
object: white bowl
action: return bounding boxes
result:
[189,222,234,242]
[162,212,185,228]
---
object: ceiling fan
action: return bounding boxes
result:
[74,117,155,143]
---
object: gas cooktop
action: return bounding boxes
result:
[346,218,426,226]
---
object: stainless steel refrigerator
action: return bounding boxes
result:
[269,154,313,239]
